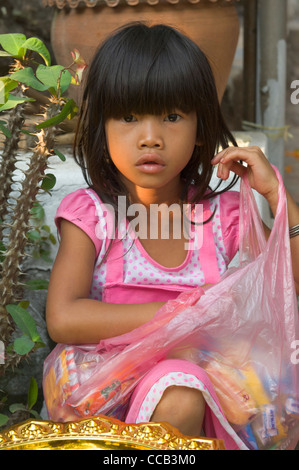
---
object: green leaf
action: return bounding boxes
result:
[36,64,71,94]
[22,37,51,66]
[0,77,18,103]
[0,394,8,405]
[29,409,41,419]
[40,250,52,263]
[0,93,34,112]
[33,340,46,350]
[0,51,12,57]
[19,300,30,310]
[0,33,26,57]
[9,403,27,414]
[53,147,66,161]
[49,233,57,245]
[0,121,11,138]
[41,173,56,191]
[25,279,49,290]
[13,336,35,355]
[30,202,45,221]
[0,241,6,262]
[20,129,35,137]
[11,68,48,92]
[36,99,78,129]
[0,413,9,426]
[27,229,41,242]
[41,224,51,233]
[27,377,38,410]
[6,304,41,342]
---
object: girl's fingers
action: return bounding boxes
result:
[217,160,246,180]
[212,146,279,196]
[212,146,270,170]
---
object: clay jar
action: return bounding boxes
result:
[50,0,240,103]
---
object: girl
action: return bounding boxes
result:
[46,23,299,449]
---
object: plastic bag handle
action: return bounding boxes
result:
[239,165,287,263]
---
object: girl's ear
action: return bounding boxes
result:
[195,140,204,147]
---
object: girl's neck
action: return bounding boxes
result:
[124,177,184,208]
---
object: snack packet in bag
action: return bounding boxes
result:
[43,168,299,449]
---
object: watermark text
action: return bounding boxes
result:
[95,197,204,250]
[290,80,299,104]
[291,340,299,365]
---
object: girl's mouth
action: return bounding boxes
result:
[135,154,166,174]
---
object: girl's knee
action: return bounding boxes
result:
[153,386,205,420]
[170,385,204,409]
[151,386,205,436]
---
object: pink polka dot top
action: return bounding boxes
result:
[55,187,239,301]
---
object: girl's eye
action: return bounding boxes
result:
[122,115,136,123]
[166,113,181,122]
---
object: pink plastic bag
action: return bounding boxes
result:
[43,168,299,449]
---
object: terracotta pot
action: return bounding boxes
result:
[50,1,240,102]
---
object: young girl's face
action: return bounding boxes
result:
[105,110,198,200]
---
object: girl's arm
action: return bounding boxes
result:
[212,146,299,295]
[46,219,164,344]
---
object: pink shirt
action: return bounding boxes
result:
[55,188,239,300]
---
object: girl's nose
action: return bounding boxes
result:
[138,119,164,149]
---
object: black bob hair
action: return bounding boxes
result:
[74,22,238,206]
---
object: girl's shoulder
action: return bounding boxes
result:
[55,188,101,224]
[55,188,106,256]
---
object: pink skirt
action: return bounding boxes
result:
[125,359,247,450]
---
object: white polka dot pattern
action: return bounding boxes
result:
[135,372,204,422]
[88,192,231,300]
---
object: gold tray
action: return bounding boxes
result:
[0,415,225,450]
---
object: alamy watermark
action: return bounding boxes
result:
[291,340,299,365]
[95,196,205,250]
[290,80,299,105]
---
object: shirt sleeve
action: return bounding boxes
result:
[55,188,105,257]
[219,190,240,262]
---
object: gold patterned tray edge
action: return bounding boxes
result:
[0,416,225,450]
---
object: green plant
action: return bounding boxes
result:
[0,377,40,429]
[0,33,86,375]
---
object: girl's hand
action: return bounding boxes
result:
[211,146,279,203]
[211,145,299,296]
